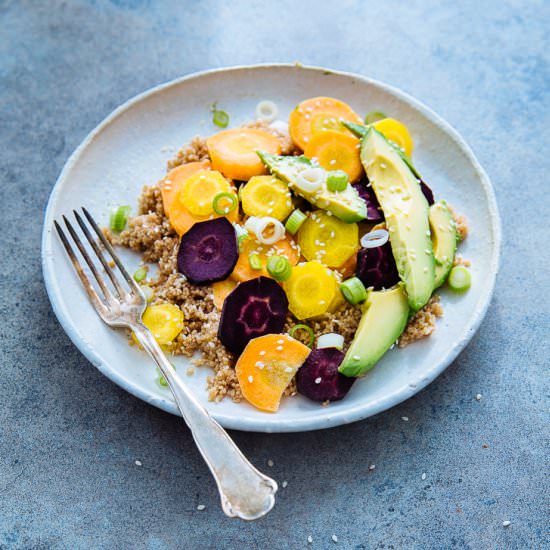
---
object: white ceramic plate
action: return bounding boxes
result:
[42,64,500,433]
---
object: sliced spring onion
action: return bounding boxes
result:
[448,266,471,292]
[237,233,249,251]
[317,332,345,351]
[340,277,368,305]
[266,255,292,281]
[326,170,349,192]
[284,209,307,235]
[211,103,229,128]
[133,266,147,283]
[365,111,387,125]
[244,216,285,245]
[212,192,238,215]
[110,205,131,233]
[288,324,315,347]
[256,100,278,123]
[140,284,154,302]
[295,167,325,193]
[157,364,176,388]
[269,120,289,135]
[248,253,262,271]
[360,228,390,249]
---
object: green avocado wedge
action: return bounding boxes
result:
[359,128,435,311]
[257,151,367,222]
[339,285,409,377]
[429,200,458,288]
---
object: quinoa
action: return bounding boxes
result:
[398,295,444,348]
[108,131,468,404]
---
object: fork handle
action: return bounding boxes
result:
[132,323,277,520]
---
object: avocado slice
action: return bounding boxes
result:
[257,151,367,223]
[339,285,409,377]
[342,120,423,181]
[360,128,435,311]
[429,200,458,288]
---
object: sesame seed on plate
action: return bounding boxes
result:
[401,416,409,421]
[331,534,338,543]
[267,459,274,467]
[197,504,206,511]
[135,460,142,466]
[421,473,427,480]
[475,393,482,401]
[307,536,313,544]
[502,520,511,527]
[368,464,376,470]
[282,480,288,488]
[315,377,322,384]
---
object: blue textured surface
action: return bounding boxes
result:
[1,1,549,548]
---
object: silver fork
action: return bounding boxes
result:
[54,207,277,520]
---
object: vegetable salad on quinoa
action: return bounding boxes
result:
[108,97,470,413]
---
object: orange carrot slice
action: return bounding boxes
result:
[206,128,281,181]
[160,161,211,213]
[165,169,239,235]
[235,334,310,412]
[288,97,362,150]
[212,279,237,310]
[231,233,300,283]
[304,130,363,182]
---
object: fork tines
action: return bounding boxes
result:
[54,208,143,312]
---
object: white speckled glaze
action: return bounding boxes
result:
[41,64,501,433]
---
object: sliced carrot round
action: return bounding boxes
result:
[235,334,311,412]
[206,128,281,181]
[231,233,300,283]
[304,130,363,182]
[160,161,211,213]
[212,278,237,310]
[288,97,362,151]
[166,169,239,235]
[372,118,414,157]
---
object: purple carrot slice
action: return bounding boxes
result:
[177,217,238,285]
[352,181,384,223]
[297,348,355,402]
[218,276,289,355]
[420,180,435,205]
[356,241,400,290]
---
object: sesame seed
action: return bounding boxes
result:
[248,375,254,383]
[197,504,206,511]
[401,416,409,421]
[307,536,313,544]
[259,350,266,356]
[277,339,284,344]
[255,361,265,368]
[276,345,283,351]
[267,459,274,467]
[285,366,293,373]
[502,520,511,527]
[368,464,376,470]
[352,355,360,360]
[315,377,322,384]
[475,393,482,401]
[421,473,427,480]
[282,480,288,488]
[331,535,338,543]
[135,460,142,466]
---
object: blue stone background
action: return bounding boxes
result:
[1,0,549,548]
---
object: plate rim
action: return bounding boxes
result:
[41,63,501,432]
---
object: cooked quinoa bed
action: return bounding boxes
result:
[108,125,468,403]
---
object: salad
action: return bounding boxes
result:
[108,96,470,413]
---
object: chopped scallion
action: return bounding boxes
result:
[448,266,471,292]
[284,209,307,235]
[364,111,387,125]
[326,170,349,192]
[248,253,262,271]
[212,192,238,215]
[266,255,292,282]
[288,324,315,347]
[211,103,229,128]
[340,277,368,305]
[133,266,147,282]
[110,205,131,233]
